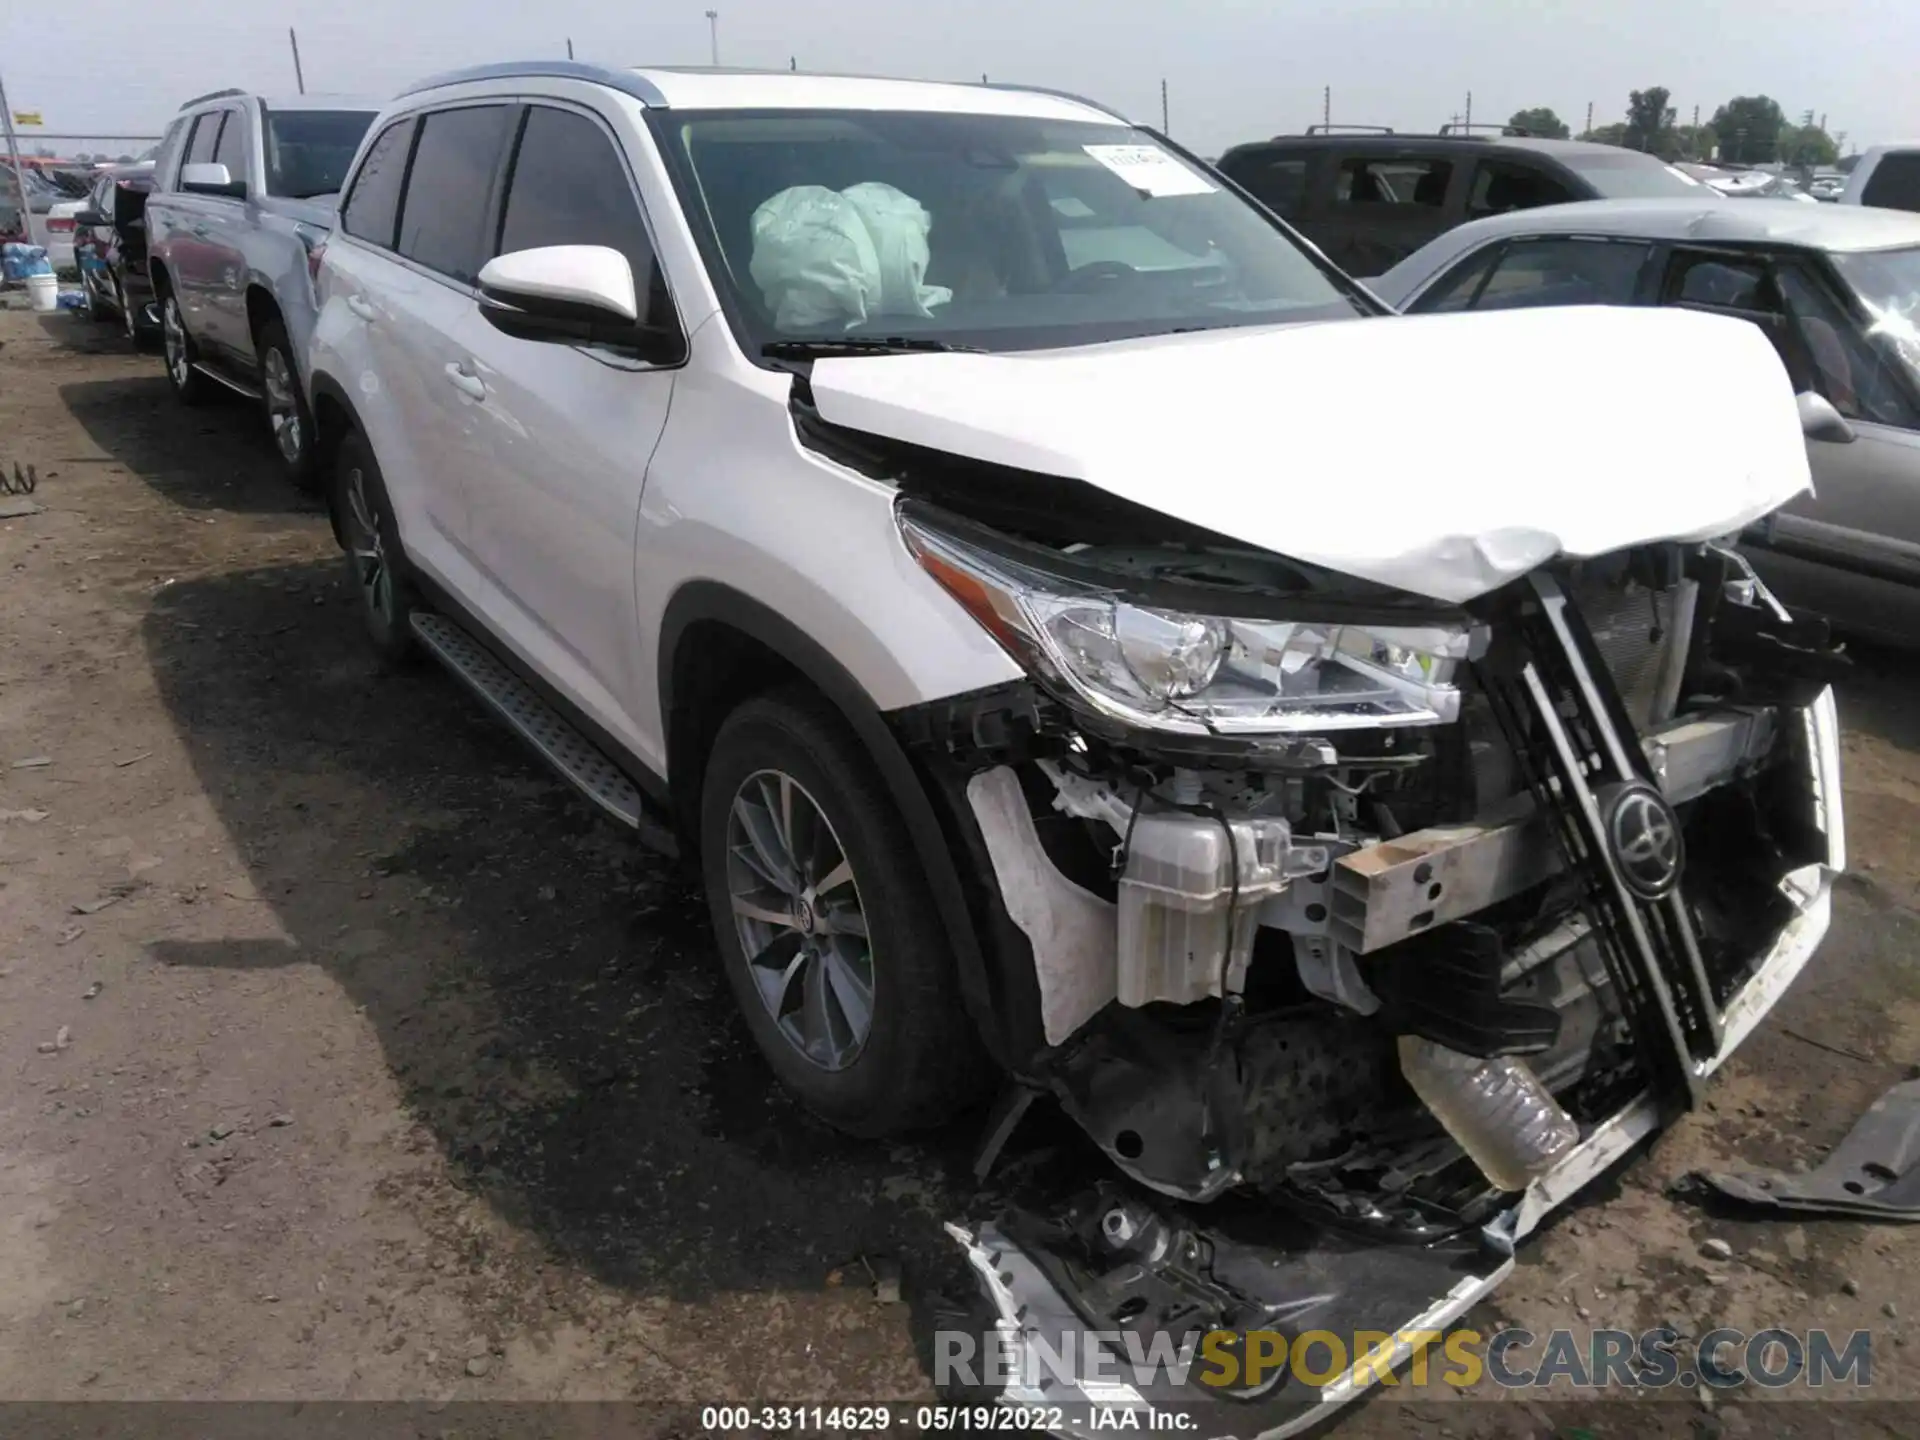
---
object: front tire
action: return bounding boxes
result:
[256,315,318,491]
[699,689,989,1137]
[160,291,210,405]
[333,428,418,667]
[83,274,108,322]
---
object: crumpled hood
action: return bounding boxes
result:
[807,305,1812,602]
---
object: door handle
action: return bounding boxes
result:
[345,295,377,322]
[444,362,487,401]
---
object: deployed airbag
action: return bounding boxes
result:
[748,182,953,330]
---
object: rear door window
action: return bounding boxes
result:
[1466,161,1578,219]
[1861,154,1920,212]
[1336,156,1453,209]
[341,116,417,248]
[396,105,514,284]
[1407,244,1500,312]
[1472,236,1651,310]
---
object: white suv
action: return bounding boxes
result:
[309,60,1845,1426]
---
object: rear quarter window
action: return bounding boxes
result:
[1219,150,1311,216]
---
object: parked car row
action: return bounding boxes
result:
[118,61,1850,1434]
[67,162,159,344]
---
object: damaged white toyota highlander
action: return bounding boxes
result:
[307,62,1847,1434]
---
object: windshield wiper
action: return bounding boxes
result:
[762,336,983,359]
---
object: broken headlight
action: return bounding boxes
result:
[902,518,1478,733]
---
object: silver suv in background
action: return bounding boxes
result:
[144,88,379,488]
[307,61,1842,1434]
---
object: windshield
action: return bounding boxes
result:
[262,107,377,199]
[650,109,1372,355]
[1563,152,1705,199]
[1832,245,1920,375]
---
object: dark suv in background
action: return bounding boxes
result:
[1217,125,1707,276]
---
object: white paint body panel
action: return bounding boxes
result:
[807,305,1813,603]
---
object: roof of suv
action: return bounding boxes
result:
[396,59,1125,124]
[1222,134,1653,163]
[1412,196,1920,252]
[177,89,382,114]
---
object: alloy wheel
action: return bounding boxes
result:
[162,298,190,387]
[343,461,393,623]
[724,768,875,1071]
[262,347,304,464]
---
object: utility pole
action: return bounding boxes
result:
[1585,100,1593,138]
[1322,85,1330,130]
[567,38,575,59]
[704,9,719,67]
[789,56,797,71]
[289,27,306,95]
[0,67,40,249]
[1160,78,1169,134]
[1463,90,1471,130]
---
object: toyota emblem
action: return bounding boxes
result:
[1602,783,1685,901]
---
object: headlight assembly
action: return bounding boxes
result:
[902,516,1480,734]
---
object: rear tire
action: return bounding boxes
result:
[160,291,210,405]
[699,688,990,1137]
[333,428,418,668]
[256,315,318,491]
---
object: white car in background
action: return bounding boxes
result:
[304,60,1843,1434]
[44,196,85,271]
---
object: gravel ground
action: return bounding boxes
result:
[2,301,1917,1437]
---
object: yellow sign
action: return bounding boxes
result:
[11,111,42,126]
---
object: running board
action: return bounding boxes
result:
[410,612,679,857]
[193,361,262,402]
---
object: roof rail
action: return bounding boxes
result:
[396,60,668,107]
[979,80,1126,121]
[1303,123,1394,136]
[178,87,247,111]
[1438,122,1531,137]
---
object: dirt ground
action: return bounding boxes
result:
[2,300,1918,1437]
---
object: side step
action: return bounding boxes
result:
[410,612,679,857]
[193,361,262,402]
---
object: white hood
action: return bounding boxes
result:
[808,305,1812,602]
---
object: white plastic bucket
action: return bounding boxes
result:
[25,272,58,313]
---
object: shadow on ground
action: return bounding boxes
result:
[138,559,1018,1324]
[60,373,312,515]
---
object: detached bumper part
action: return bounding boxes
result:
[1686,1079,1920,1221]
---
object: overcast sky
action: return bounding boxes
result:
[4,0,1912,157]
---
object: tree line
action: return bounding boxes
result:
[1506,92,1841,167]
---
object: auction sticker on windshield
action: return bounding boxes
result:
[1083,145,1217,197]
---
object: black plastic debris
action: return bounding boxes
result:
[1684,1079,1920,1220]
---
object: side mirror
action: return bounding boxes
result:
[477,245,684,363]
[1797,390,1856,444]
[74,209,111,227]
[180,162,245,198]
